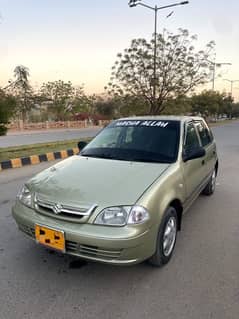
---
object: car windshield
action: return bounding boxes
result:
[81,119,180,163]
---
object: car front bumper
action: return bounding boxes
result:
[12,201,157,265]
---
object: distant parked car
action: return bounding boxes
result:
[12,116,218,267]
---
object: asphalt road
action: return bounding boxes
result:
[0,122,239,319]
[0,127,102,147]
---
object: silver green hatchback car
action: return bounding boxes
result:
[12,116,218,267]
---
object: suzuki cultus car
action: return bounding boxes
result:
[12,116,218,267]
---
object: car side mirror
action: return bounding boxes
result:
[78,141,87,151]
[183,147,206,162]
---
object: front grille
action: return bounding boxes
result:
[36,204,85,220]
[79,244,122,259]
[65,241,122,260]
[66,241,78,252]
[33,193,97,223]
[18,224,35,238]
[18,224,122,261]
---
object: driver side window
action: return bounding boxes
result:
[184,122,200,152]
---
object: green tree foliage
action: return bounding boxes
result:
[231,103,239,118]
[0,89,16,135]
[94,99,115,118]
[94,95,148,118]
[10,65,34,121]
[71,87,90,115]
[218,95,234,118]
[191,90,231,117]
[114,95,148,117]
[163,95,192,115]
[106,29,215,115]
[85,94,98,115]
[40,80,76,120]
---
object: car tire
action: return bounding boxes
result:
[202,168,217,196]
[148,207,178,267]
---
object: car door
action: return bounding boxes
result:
[194,120,217,178]
[182,121,208,203]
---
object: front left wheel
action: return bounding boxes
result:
[148,206,178,267]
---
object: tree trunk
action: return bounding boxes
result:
[149,99,165,115]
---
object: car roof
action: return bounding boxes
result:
[117,115,204,123]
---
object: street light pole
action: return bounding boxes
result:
[209,61,231,90]
[153,5,157,106]
[223,79,239,97]
[212,63,216,91]
[128,0,189,110]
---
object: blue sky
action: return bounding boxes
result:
[0,0,239,97]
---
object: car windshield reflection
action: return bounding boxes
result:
[81,119,180,164]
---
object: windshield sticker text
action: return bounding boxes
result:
[115,120,169,128]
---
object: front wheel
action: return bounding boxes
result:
[148,207,178,267]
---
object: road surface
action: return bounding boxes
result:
[0,127,102,147]
[0,122,238,319]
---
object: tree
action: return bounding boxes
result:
[231,103,239,118]
[114,95,148,117]
[106,29,215,115]
[14,65,30,90]
[191,90,231,117]
[94,98,115,118]
[11,65,34,121]
[162,95,192,115]
[40,80,76,121]
[84,94,97,115]
[71,87,90,115]
[218,95,234,119]
[0,89,16,135]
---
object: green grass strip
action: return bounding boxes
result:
[0,138,90,162]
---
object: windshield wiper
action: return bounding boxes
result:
[130,158,170,163]
[81,153,115,160]
[81,153,170,163]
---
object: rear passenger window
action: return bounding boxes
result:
[185,123,200,151]
[195,121,212,147]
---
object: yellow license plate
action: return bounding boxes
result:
[35,225,65,252]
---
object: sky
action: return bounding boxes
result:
[0,0,239,98]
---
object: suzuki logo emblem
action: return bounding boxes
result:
[52,203,62,214]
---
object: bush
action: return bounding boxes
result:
[0,89,16,135]
[0,124,8,136]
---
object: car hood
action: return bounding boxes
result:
[28,155,170,208]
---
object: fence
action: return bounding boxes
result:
[7,120,110,131]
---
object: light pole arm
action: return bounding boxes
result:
[137,1,189,11]
[137,3,155,10]
[156,2,189,11]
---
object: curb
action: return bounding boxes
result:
[0,148,79,172]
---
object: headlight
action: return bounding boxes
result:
[94,206,149,226]
[17,185,32,208]
[94,207,130,226]
[127,206,149,225]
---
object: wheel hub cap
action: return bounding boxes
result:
[211,170,216,191]
[163,217,177,257]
